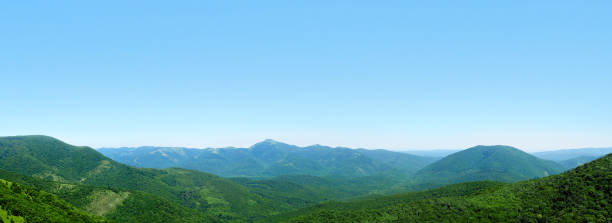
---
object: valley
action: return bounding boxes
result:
[0,135,609,222]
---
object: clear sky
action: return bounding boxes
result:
[1,1,611,151]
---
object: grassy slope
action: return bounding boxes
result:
[288,153,612,222]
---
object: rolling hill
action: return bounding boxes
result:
[0,178,109,223]
[284,153,612,222]
[3,135,608,222]
[0,169,210,223]
[0,135,275,222]
[98,140,436,178]
[412,145,565,187]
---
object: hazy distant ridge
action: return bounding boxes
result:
[99,140,436,178]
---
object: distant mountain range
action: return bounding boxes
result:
[100,141,608,196]
[1,135,610,222]
[99,143,612,178]
[532,147,612,161]
[399,149,460,158]
[98,139,437,178]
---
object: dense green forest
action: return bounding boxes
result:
[0,136,272,222]
[1,135,610,222]
[287,154,612,222]
[0,169,212,223]
[0,178,108,223]
[411,145,564,187]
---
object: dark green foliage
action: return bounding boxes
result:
[287,154,612,222]
[0,136,274,222]
[0,135,109,182]
[1,135,609,223]
[0,179,109,223]
[231,175,356,212]
[271,181,505,222]
[99,139,436,178]
[412,145,565,188]
[0,169,211,223]
[103,191,213,223]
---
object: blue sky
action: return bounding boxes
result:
[1,1,611,151]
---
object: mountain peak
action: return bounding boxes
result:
[251,139,285,147]
[470,145,518,150]
[262,139,280,143]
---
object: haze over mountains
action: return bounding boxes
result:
[285,153,612,222]
[99,139,608,179]
[1,135,610,222]
[98,139,437,178]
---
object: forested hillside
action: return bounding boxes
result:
[0,178,108,223]
[286,154,612,222]
[230,173,415,212]
[1,135,609,222]
[0,136,274,222]
[410,145,564,189]
[0,169,210,223]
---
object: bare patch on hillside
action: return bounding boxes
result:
[85,190,130,216]
[33,172,66,182]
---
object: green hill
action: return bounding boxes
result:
[285,153,612,222]
[412,145,564,187]
[268,181,505,222]
[0,135,274,222]
[0,169,210,223]
[0,178,109,223]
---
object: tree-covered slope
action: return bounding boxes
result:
[0,178,109,223]
[231,173,416,213]
[98,139,435,178]
[287,153,612,222]
[270,181,505,222]
[0,169,210,223]
[0,135,274,222]
[413,145,564,186]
